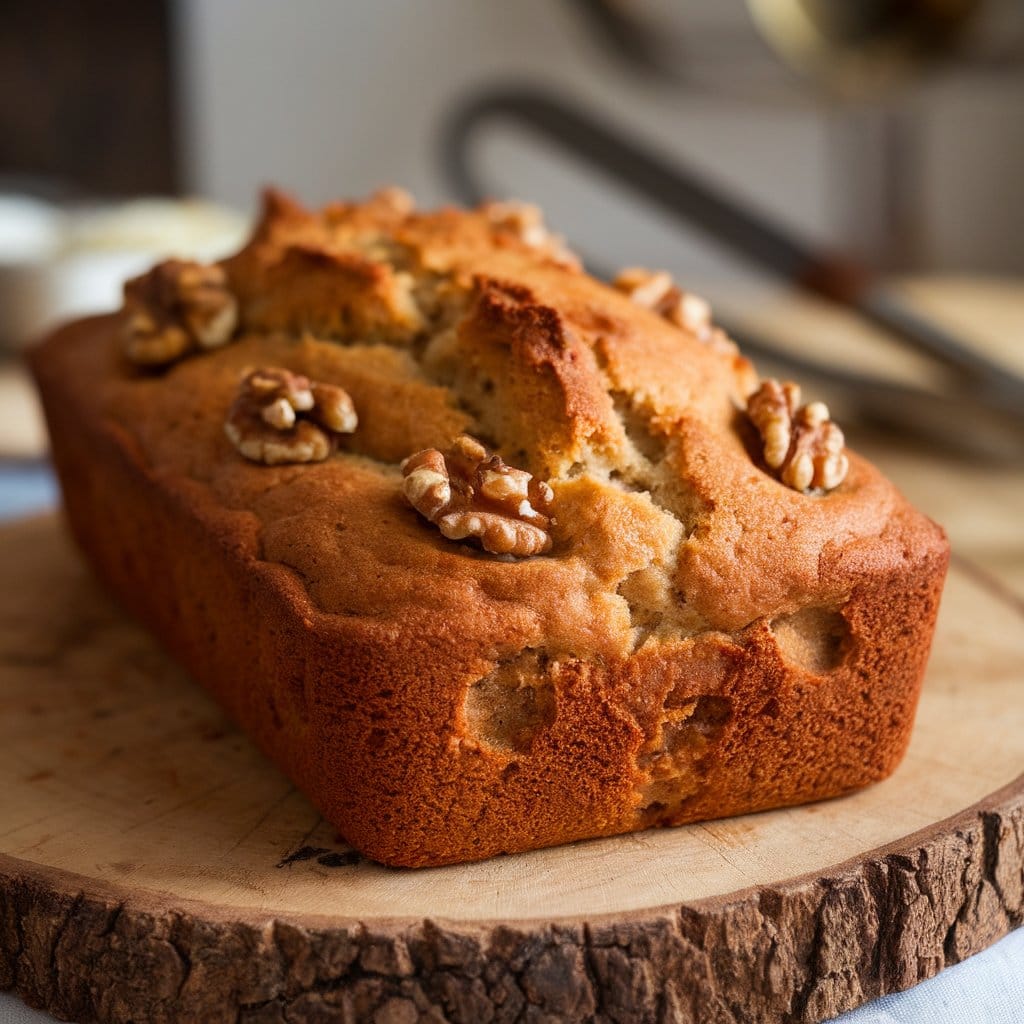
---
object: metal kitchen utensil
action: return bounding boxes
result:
[440,86,1024,458]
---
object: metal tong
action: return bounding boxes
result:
[440,87,1024,460]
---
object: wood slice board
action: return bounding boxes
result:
[1,515,1022,1024]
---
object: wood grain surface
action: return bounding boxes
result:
[0,513,1021,1024]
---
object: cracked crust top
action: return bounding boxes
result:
[31,187,949,866]
[94,188,940,636]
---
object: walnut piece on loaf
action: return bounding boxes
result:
[613,267,711,334]
[613,266,738,356]
[746,378,849,493]
[121,259,238,366]
[401,435,555,557]
[481,200,580,269]
[225,367,357,465]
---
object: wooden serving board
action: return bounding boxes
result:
[0,515,1021,1024]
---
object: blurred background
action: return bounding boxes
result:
[1,0,1023,504]
[3,1,1024,298]
[181,0,1024,277]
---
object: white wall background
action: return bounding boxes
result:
[174,0,1024,283]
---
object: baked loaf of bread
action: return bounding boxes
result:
[31,188,949,867]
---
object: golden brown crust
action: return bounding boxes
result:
[29,189,949,867]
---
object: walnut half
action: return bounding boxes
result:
[612,266,740,357]
[225,367,357,465]
[401,435,555,557]
[481,200,580,270]
[746,379,848,493]
[122,259,238,367]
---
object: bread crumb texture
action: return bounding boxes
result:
[32,188,949,865]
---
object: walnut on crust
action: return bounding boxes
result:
[371,185,415,216]
[225,367,357,465]
[121,259,239,367]
[401,435,555,557]
[746,378,849,493]
[613,265,734,346]
[481,200,580,270]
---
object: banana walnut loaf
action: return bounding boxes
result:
[30,188,949,867]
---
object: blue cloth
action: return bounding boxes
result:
[0,465,1020,1022]
[0,463,57,519]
